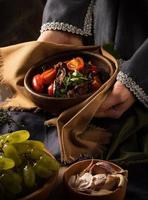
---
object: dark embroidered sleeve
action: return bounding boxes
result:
[117,39,148,107]
[40,0,94,36]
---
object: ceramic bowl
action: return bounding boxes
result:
[63,159,128,200]
[24,50,113,114]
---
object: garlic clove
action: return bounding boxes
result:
[91,161,115,175]
[101,174,120,190]
[93,173,107,186]
[78,173,93,189]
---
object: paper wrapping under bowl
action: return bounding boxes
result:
[63,159,128,200]
[24,50,114,114]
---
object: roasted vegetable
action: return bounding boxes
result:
[31,56,106,97]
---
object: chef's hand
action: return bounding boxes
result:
[38,30,83,45]
[98,81,136,119]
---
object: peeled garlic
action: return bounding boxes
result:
[68,161,127,194]
[93,174,107,186]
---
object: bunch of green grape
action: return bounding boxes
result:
[0,130,60,200]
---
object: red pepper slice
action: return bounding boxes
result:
[41,68,56,85]
[32,74,44,93]
[67,57,84,71]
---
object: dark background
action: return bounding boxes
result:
[0,0,46,47]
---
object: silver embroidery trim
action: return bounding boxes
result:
[40,0,94,36]
[117,71,148,107]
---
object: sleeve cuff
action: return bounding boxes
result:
[40,0,94,36]
[117,71,148,108]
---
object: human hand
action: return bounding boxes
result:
[37,30,83,45]
[97,81,136,119]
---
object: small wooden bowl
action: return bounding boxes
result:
[24,50,114,114]
[63,159,128,200]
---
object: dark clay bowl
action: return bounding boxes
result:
[63,159,128,200]
[24,51,113,114]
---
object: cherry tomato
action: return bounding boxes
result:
[41,68,56,85]
[89,65,97,73]
[91,76,102,90]
[32,74,44,93]
[48,83,55,96]
[67,57,84,71]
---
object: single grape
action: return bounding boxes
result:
[34,160,53,179]
[13,143,32,155]
[39,153,60,171]
[29,148,43,160]
[1,171,22,194]
[14,140,45,157]
[23,164,36,188]
[3,144,22,166]
[0,156,15,170]
[24,140,45,150]
[5,130,30,144]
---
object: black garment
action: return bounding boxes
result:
[42,0,91,35]
[94,0,148,59]
[41,0,148,108]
